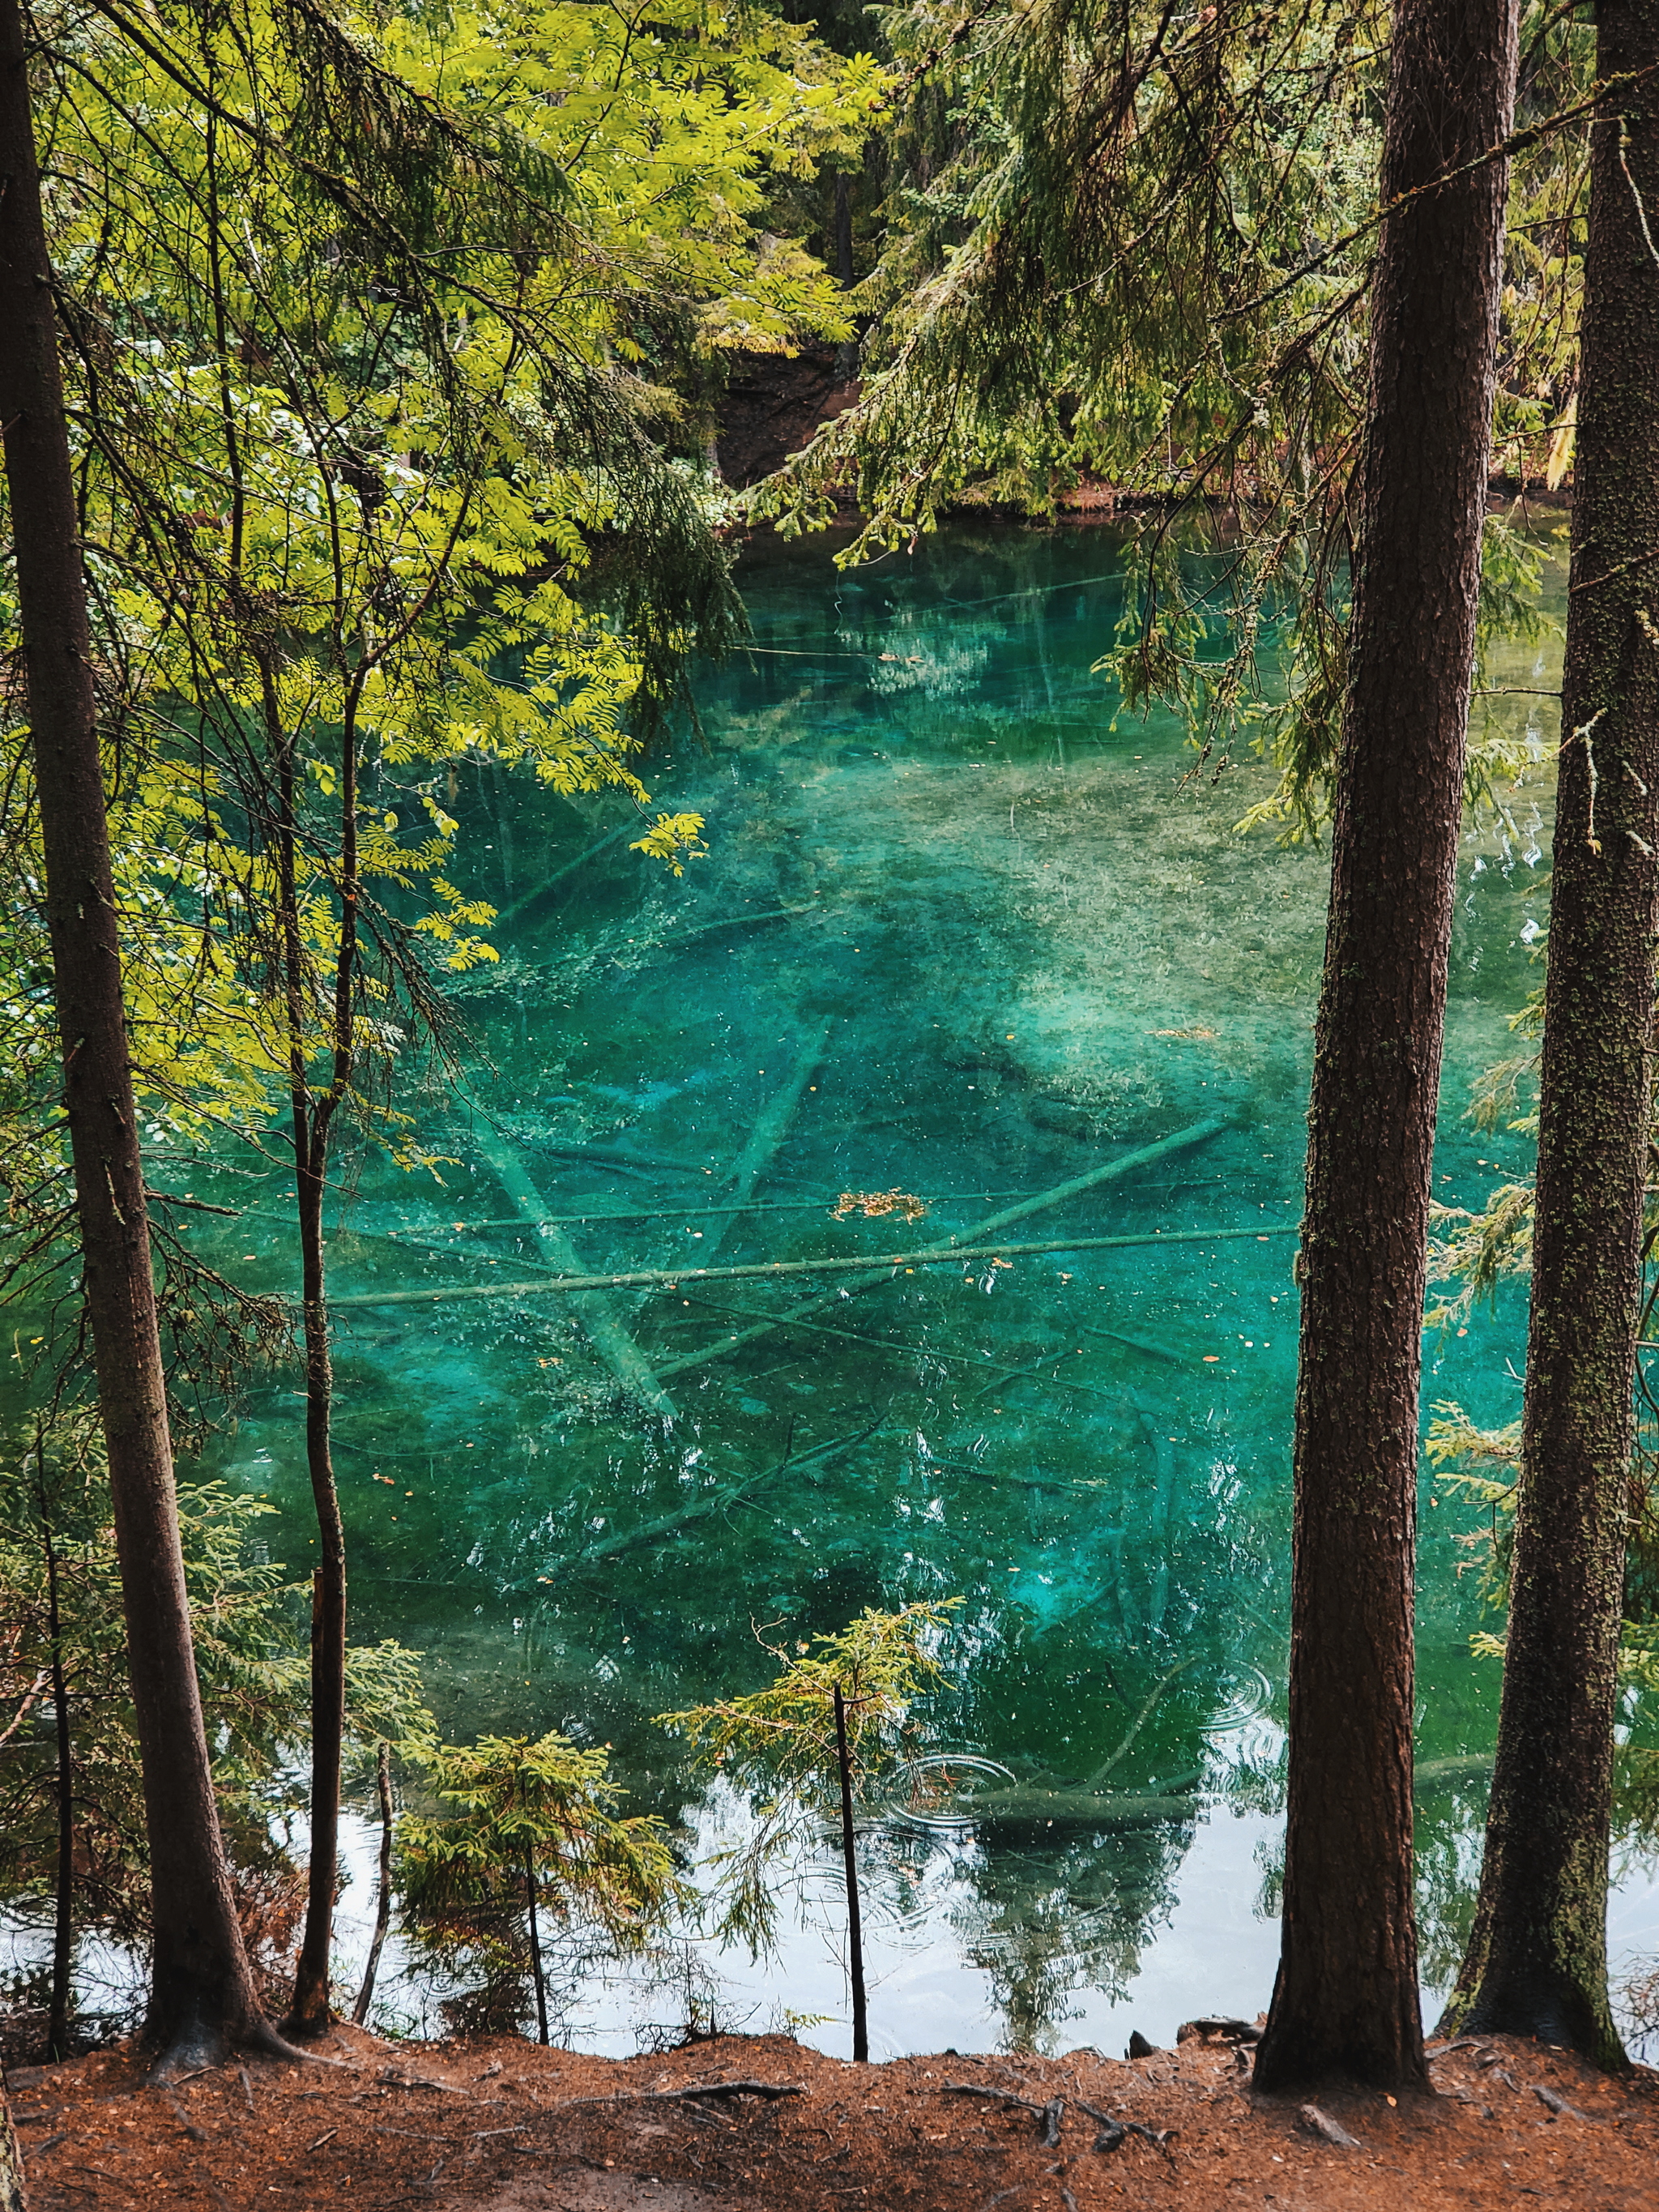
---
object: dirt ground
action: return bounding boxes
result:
[5,2023,1657,2212]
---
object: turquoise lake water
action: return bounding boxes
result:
[169,518,1656,2056]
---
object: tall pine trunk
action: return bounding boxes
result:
[0,0,274,2068]
[1252,0,1519,2093]
[1442,0,1659,2066]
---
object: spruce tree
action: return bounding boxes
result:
[1251,0,1520,2090]
[0,0,278,2066]
[1443,0,1659,2066]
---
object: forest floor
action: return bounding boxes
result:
[5,2022,1656,2211]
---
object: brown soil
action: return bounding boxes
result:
[6,2025,1657,2211]
[715,348,858,487]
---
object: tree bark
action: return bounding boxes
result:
[40,1464,73,2062]
[0,2073,26,2212]
[283,1148,348,2035]
[276,699,354,2039]
[0,0,271,2068]
[1442,0,1659,2068]
[526,1848,549,2047]
[1253,0,1519,2093]
[833,1685,868,2065]
[352,1738,394,2026]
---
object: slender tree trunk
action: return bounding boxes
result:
[284,1149,348,2035]
[833,1685,868,2064]
[0,0,271,2068]
[834,173,855,288]
[1253,0,1519,2094]
[276,701,355,2039]
[1442,0,1659,2067]
[525,1850,549,2047]
[39,1467,73,2062]
[0,2074,26,2212]
[352,1739,394,2026]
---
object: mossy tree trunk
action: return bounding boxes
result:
[1442,0,1659,2068]
[1252,0,1519,2094]
[0,0,273,2068]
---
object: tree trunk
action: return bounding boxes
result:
[834,172,855,288]
[1252,0,1519,2094]
[1441,0,1659,2067]
[833,1685,868,2064]
[0,2074,26,2212]
[0,0,271,2069]
[277,692,356,2039]
[352,1739,394,2026]
[40,1464,73,2062]
[283,1157,348,2036]
[525,1849,549,2047]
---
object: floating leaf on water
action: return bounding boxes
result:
[832,1188,928,1223]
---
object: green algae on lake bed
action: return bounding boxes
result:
[164,522,1593,2053]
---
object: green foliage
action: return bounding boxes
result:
[1424,1403,1523,1614]
[0,1428,426,1980]
[1426,1404,1659,1843]
[1424,985,1544,1326]
[754,0,1589,829]
[0,0,885,1353]
[657,1599,960,1954]
[1426,1185,1537,1330]
[397,1731,680,2035]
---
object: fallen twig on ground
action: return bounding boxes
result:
[1533,2083,1591,2121]
[550,2079,806,2117]
[377,2068,471,2097]
[943,2082,1064,2146]
[1298,2103,1363,2149]
[1176,2016,1262,2045]
[1076,2097,1178,2158]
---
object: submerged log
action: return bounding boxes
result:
[514,1418,881,1582]
[699,1020,831,1262]
[922,1752,1495,1832]
[950,1787,1201,1830]
[950,1112,1230,1243]
[539,1141,716,1176]
[1412,1753,1495,1793]
[496,820,636,927]
[471,1120,676,1417]
[332,1219,1298,1307]
[648,1117,1234,1377]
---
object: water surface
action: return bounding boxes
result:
[195,521,1619,2054]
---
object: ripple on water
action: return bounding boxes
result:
[1199,1663,1274,1739]
[882,1753,1020,1832]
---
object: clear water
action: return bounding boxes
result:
[177,519,1656,2056]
